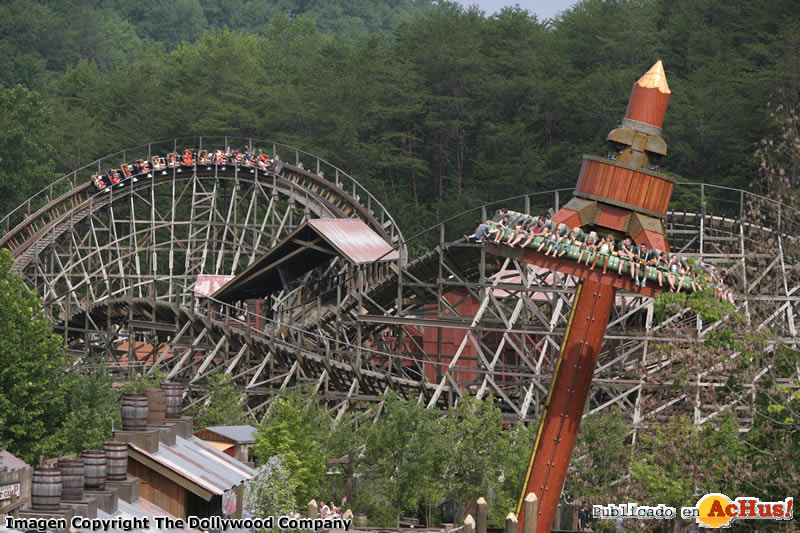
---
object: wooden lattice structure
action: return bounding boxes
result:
[1,137,797,440]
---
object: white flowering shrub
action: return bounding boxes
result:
[244,455,298,519]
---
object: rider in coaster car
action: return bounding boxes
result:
[590,234,615,274]
[518,216,547,248]
[635,243,650,287]
[487,213,510,243]
[646,248,664,288]
[577,232,598,266]
[617,238,636,279]
[535,224,553,252]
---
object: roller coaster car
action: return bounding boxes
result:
[182,150,194,166]
[257,154,271,169]
[121,164,133,179]
[166,153,179,168]
[197,150,208,165]
[273,160,284,173]
[151,156,166,171]
[91,174,107,191]
[135,159,151,174]
[106,169,122,184]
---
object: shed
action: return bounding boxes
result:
[118,428,254,520]
[194,426,257,465]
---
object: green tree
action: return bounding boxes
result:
[487,421,536,528]
[0,249,67,464]
[441,396,504,514]
[253,388,329,507]
[569,407,632,504]
[317,410,366,506]
[41,366,122,457]
[0,0,71,89]
[0,85,58,217]
[189,370,247,429]
[363,391,447,527]
[745,345,800,496]
[111,0,207,49]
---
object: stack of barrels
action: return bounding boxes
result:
[29,382,184,512]
[121,382,183,430]
[31,442,129,509]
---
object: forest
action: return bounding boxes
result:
[1,0,799,233]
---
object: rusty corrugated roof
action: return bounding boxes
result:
[194,275,234,297]
[309,218,399,264]
[129,435,254,498]
[213,217,399,302]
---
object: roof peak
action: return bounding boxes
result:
[636,60,670,94]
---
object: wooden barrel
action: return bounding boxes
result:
[58,458,84,501]
[145,388,166,425]
[103,441,128,481]
[32,467,62,511]
[161,382,184,418]
[122,394,148,430]
[81,450,107,489]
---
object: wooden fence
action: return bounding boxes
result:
[0,464,32,520]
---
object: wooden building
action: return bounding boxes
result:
[194,426,256,465]
[113,395,254,521]
[114,418,253,520]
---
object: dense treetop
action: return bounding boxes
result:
[1,0,798,234]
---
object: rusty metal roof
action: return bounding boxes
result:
[128,435,254,498]
[213,217,398,302]
[308,219,398,264]
[194,275,234,297]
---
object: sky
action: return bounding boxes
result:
[454,0,579,20]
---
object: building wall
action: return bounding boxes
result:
[423,289,480,383]
[234,444,249,463]
[128,459,186,518]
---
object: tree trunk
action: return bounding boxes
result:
[408,128,418,203]
[456,131,464,197]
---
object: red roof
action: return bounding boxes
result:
[309,219,399,264]
[194,275,234,297]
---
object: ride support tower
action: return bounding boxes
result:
[488,61,674,533]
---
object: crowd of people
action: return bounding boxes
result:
[90,147,284,191]
[469,208,732,301]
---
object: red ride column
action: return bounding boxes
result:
[516,277,615,532]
